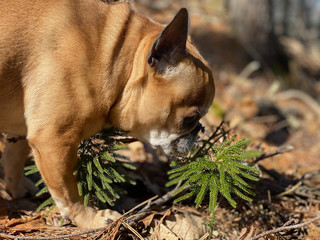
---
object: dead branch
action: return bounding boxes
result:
[254,145,294,163]
[249,214,320,240]
[122,195,158,217]
[192,121,226,159]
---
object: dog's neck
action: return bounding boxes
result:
[97,3,163,127]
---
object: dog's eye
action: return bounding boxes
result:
[183,115,199,129]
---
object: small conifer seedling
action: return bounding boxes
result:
[25,128,136,213]
[166,123,261,237]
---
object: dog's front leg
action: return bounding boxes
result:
[27,132,120,229]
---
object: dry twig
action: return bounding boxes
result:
[254,145,294,163]
[249,214,320,240]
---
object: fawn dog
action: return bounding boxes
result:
[0,0,215,229]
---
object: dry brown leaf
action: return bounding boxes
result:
[141,212,156,228]
[165,213,209,240]
[148,209,209,240]
[153,223,181,240]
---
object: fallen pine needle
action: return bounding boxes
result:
[122,222,144,240]
[0,227,102,240]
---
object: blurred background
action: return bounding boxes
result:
[135,0,320,94]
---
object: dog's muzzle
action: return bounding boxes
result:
[170,123,203,155]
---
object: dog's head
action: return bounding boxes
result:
[109,8,215,155]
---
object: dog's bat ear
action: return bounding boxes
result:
[147,8,189,66]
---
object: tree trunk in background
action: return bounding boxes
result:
[226,0,320,96]
[226,0,277,61]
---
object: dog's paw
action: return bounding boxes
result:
[6,176,38,200]
[97,209,122,222]
[91,209,122,228]
[73,206,121,229]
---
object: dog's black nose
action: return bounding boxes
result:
[193,123,203,133]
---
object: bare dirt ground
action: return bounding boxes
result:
[0,0,320,239]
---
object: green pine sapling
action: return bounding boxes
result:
[166,123,261,236]
[25,128,136,212]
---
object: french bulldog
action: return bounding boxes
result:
[0,0,215,229]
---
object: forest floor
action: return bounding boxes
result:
[1,0,320,239]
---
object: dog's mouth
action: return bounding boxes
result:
[165,123,203,156]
